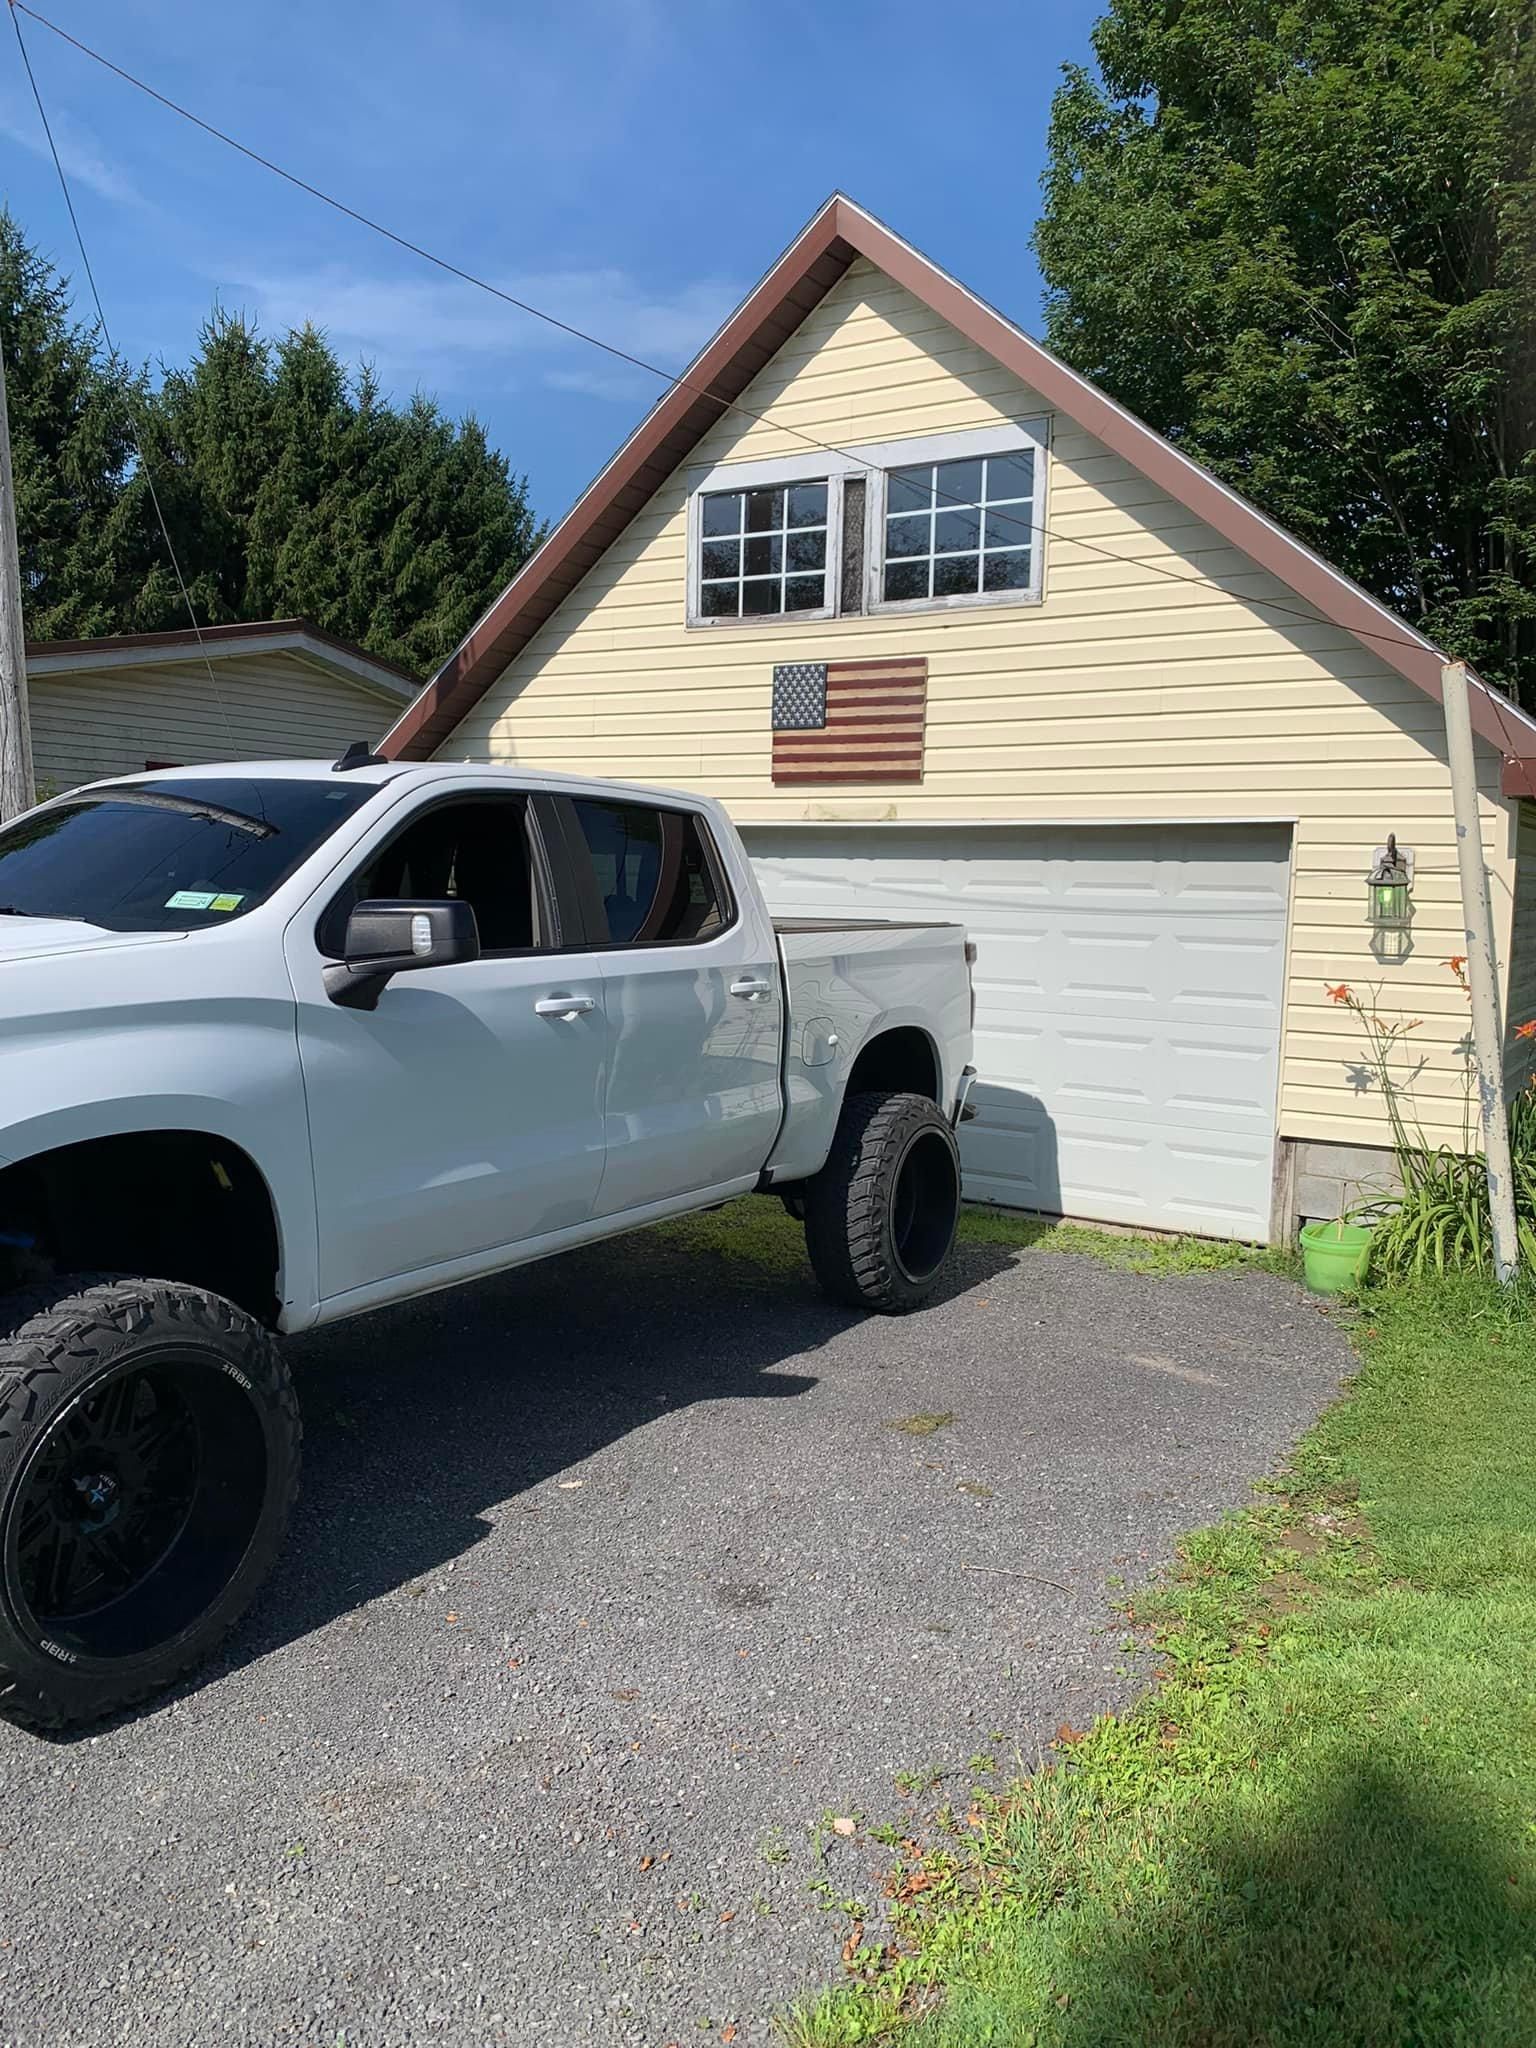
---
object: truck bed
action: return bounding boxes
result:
[764,916,974,1184]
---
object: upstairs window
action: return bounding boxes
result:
[697,481,829,618]
[685,422,1046,627]
[881,449,1037,604]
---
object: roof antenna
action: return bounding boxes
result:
[333,740,387,772]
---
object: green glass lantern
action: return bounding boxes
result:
[1367,835,1413,929]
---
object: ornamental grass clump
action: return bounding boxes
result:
[1327,963,1536,1280]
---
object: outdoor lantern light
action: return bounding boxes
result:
[1367,834,1414,929]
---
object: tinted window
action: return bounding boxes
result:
[569,800,728,945]
[321,796,546,957]
[0,778,375,933]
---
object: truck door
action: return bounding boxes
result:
[284,786,606,1306]
[542,793,784,1218]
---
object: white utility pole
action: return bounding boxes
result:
[1442,657,1519,1284]
[0,334,33,820]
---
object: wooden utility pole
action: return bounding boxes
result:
[0,334,32,820]
[1442,658,1519,1284]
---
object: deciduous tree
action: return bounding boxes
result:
[1037,0,1536,701]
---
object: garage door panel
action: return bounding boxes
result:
[967,1116,1277,1231]
[745,824,1290,1240]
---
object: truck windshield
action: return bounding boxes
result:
[0,777,377,933]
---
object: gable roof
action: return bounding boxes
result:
[29,618,420,703]
[379,195,1536,790]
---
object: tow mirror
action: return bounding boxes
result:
[323,897,480,1010]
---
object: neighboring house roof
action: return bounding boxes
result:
[379,193,1536,791]
[28,618,421,703]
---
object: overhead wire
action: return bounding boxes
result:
[9,0,1532,762]
[8,2,239,754]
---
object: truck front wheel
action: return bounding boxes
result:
[804,1090,962,1314]
[0,1276,300,1730]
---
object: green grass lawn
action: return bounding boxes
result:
[651,1192,1293,1280]
[777,1273,1536,2047]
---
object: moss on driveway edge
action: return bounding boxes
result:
[777,1274,1536,2047]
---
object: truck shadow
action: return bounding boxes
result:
[114,1211,1022,1728]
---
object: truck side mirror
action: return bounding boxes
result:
[323,897,481,1010]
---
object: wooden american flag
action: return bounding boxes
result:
[770,657,927,784]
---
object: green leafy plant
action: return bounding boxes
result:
[1327,965,1536,1277]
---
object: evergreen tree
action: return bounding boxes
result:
[247,323,352,624]
[139,311,276,629]
[0,211,149,638]
[0,213,543,676]
[1036,0,1536,701]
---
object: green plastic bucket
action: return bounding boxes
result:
[1299,1218,1374,1294]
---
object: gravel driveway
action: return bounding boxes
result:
[0,1215,1351,2047]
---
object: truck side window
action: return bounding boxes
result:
[320,795,547,957]
[568,800,730,946]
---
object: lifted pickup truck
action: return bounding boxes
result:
[0,755,973,1726]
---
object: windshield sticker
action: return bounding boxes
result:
[165,890,216,910]
[209,893,245,913]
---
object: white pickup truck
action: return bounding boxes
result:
[0,753,973,1727]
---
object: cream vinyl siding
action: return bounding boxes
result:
[30,652,402,796]
[1505,803,1536,1095]
[445,255,1520,1154]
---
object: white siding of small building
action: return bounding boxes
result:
[30,651,404,796]
[441,254,1522,1157]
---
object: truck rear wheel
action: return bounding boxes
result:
[0,1276,300,1731]
[804,1090,961,1314]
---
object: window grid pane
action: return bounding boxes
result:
[698,481,829,616]
[882,449,1036,604]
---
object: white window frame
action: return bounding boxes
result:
[685,450,857,628]
[683,419,1050,628]
[866,419,1050,616]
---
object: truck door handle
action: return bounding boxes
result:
[534,993,596,1019]
[730,977,773,1001]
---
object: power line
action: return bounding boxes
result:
[8,2,238,753]
[10,0,1533,756]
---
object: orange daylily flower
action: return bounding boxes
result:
[1516,1020,1536,1040]
[1445,955,1467,974]
[1326,983,1351,1004]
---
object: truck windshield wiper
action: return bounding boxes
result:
[0,905,87,920]
[84,790,277,838]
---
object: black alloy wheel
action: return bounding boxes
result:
[804,1089,962,1313]
[0,1276,300,1729]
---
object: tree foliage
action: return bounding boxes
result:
[1036,0,1536,701]
[0,213,542,676]
[0,213,151,639]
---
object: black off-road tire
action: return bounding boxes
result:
[0,1275,300,1731]
[804,1090,962,1314]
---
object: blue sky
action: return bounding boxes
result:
[1,0,1104,524]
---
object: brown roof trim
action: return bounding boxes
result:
[380,195,1536,774]
[29,617,422,691]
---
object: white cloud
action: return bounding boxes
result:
[0,99,144,209]
[225,262,742,402]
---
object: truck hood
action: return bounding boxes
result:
[0,915,185,963]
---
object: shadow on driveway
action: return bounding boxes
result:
[62,1220,1020,1737]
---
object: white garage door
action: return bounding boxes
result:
[743,824,1291,1240]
